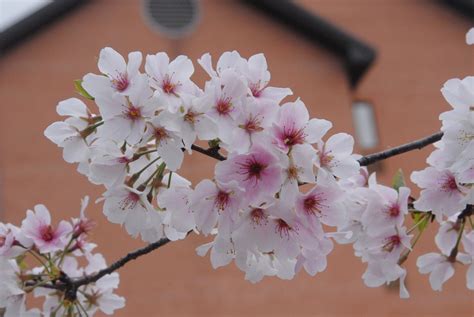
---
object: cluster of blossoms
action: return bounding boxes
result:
[410,45,474,290]
[45,47,364,284]
[3,28,472,316]
[0,197,124,316]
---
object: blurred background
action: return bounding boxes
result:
[0,0,473,316]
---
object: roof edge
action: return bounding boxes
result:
[0,0,89,55]
[241,0,377,88]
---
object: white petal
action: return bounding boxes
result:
[56,98,88,117]
[98,47,126,76]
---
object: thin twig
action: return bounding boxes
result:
[358,132,443,166]
[75,237,171,288]
[188,133,443,167]
[35,237,171,299]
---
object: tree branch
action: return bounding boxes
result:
[74,237,171,288]
[357,132,443,166]
[36,237,172,300]
[188,132,444,167]
[190,144,226,161]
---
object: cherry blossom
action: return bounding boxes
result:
[94,76,155,145]
[21,205,72,254]
[44,98,92,163]
[315,133,360,179]
[242,53,292,103]
[411,167,467,220]
[295,169,345,227]
[215,145,283,204]
[271,99,331,152]
[101,185,154,238]
[190,179,244,236]
[145,53,197,113]
[82,47,144,97]
[29,42,473,313]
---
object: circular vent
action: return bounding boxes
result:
[143,0,200,38]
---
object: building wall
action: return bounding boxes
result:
[0,0,472,316]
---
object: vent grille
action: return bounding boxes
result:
[143,0,199,38]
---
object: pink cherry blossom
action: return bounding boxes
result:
[411,167,467,220]
[225,98,278,153]
[272,99,331,152]
[361,177,410,236]
[315,133,360,179]
[190,179,244,236]
[145,53,196,113]
[141,113,184,171]
[82,47,143,97]
[215,145,283,204]
[21,205,72,254]
[101,186,154,238]
[278,144,316,204]
[242,53,292,103]
[295,169,345,227]
[95,76,156,145]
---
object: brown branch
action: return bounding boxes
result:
[189,132,443,167]
[35,237,172,300]
[358,132,443,166]
[190,144,226,161]
[74,237,171,288]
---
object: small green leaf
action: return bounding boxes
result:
[412,212,430,231]
[74,79,94,100]
[15,254,28,270]
[391,169,406,192]
[418,214,430,231]
[208,138,221,149]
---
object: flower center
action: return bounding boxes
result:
[287,166,299,180]
[117,156,132,164]
[119,192,140,211]
[216,98,233,116]
[250,208,267,225]
[442,175,458,191]
[388,204,400,217]
[238,155,267,182]
[320,151,334,167]
[303,195,323,215]
[0,235,5,247]
[155,127,169,143]
[162,77,176,94]
[184,111,198,123]
[249,82,263,97]
[41,225,55,242]
[275,219,292,238]
[383,235,401,252]
[215,190,230,211]
[85,290,102,307]
[126,106,141,120]
[241,116,264,134]
[112,73,129,92]
[283,124,305,146]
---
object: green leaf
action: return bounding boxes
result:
[412,212,430,231]
[15,254,28,270]
[74,79,94,100]
[208,138,221,148]
[391,169,406,192]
